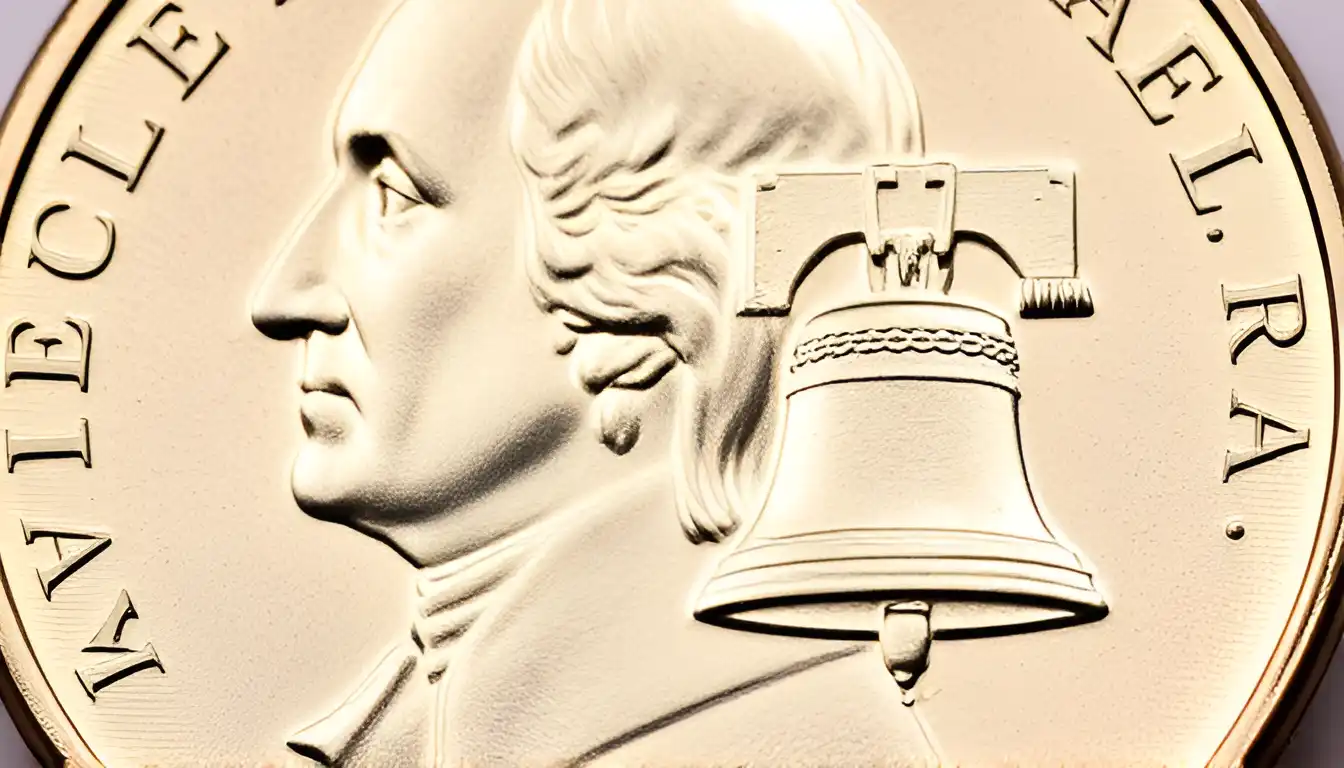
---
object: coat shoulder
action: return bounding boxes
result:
[442,481,938,766]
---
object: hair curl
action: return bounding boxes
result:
[510,0,924,543]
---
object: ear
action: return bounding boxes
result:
[572,333,677,394]
[596,387,644,456]
[568,332,680,454]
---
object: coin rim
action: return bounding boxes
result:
[1215,6,1344,766]
[0,1,1341,766]
[0,3,128,763]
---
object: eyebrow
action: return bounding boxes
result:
[346,131,453,206]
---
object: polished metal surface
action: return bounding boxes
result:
[0,1,1342,766]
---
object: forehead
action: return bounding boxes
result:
[336,0,540,165]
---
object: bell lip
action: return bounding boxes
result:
[709,528,1094,574]
[693,528,1109,641]
[694,589,1110,642]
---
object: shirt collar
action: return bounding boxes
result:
[412,523,544,683]
[288,522,547,765]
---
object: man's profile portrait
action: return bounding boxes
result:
[250,0,1100,765]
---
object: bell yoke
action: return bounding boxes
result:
[695,161,1109,701]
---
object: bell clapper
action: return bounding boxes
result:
[879,601,933,707]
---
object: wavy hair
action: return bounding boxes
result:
[509,0,924,543]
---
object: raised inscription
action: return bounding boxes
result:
[77,644,164,701]
[1049,0,1131,62]
[128,3,230,101]
[6,318,92,391]
[0,0,232,714]
[1172,126,1263,216]
[1051,0,1315,505]
[1224,392,1311,482]
[1223,277,1306,364]
[6,419,91,473]
[21,523,111,600]
[29,203,115,278]
[1121,33,1223,126]
[62,121,165,193]
[85,589,138,653]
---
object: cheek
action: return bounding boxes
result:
[348,209,496,344]
[345,205,549,415]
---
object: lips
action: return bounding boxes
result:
[301,377,359,411]
[298,377,359,442]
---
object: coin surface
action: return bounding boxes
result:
[0,1,1342,766]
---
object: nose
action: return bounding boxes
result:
[251,184,352,341]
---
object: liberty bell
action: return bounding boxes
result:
[695,163,1108,698]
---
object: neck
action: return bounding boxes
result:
[369,423,664,569]
[407,443,669,683]
[410,520,551,682]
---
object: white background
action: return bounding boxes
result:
[0,0,1340,766]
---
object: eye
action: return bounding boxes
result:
[372,159,426,220]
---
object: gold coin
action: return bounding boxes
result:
[0,1,1342,766]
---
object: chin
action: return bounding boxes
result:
[287,439,375,524]
[287,441,463,567]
